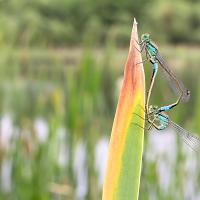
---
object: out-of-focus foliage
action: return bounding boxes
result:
[0,47,117,200]
[0,0,199,47]
[0,45,200,200]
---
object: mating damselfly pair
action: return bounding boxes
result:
[135,33,200,151]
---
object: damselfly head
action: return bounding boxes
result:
[141,33,150,42]
[149,105,158,113]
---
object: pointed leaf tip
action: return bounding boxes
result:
[102,20,145,200]
[133,18,138,25]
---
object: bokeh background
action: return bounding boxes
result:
[0,0,200,199]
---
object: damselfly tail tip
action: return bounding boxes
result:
[186,90,191,97]
[182,89,191,102]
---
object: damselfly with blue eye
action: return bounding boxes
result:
[136,33,190,112]
[134,104,200,151]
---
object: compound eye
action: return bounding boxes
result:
[149,105,153,110]
[144,33,149,39]
[152,105,158,111]
[141,34,145,40]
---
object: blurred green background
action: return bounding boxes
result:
[0,0,200,199]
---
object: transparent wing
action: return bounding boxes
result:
[156,52,190,102]
[169,119,200,151]
[149,39,159,50]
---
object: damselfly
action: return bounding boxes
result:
[137,33,190,112]
[144,105,200,151]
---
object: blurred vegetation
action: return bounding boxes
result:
[0,45,200,200]
[0,0,200,47]
[0,0,200,199]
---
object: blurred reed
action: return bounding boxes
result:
[0,44,199,200]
